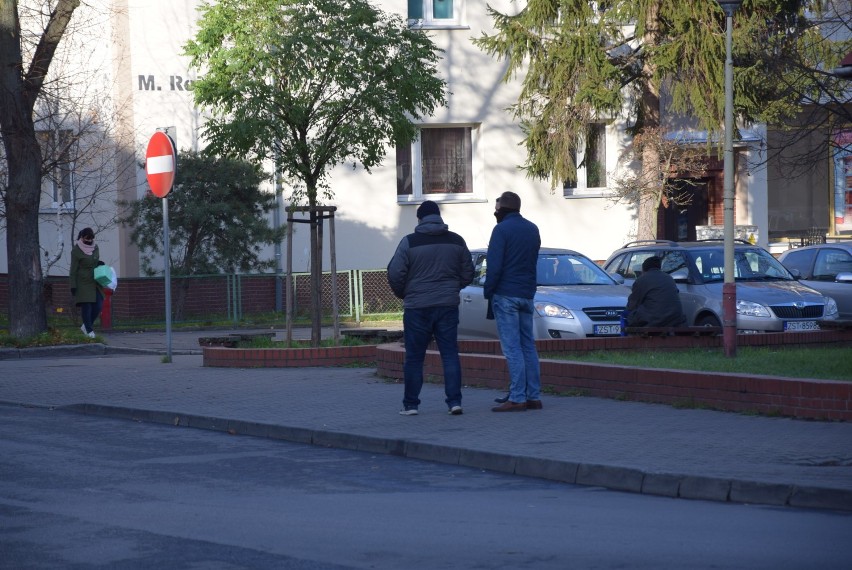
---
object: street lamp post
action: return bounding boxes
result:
[718,0,743,358]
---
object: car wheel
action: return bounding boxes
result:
[696,315,721,328]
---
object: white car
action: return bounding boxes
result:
[458,248,631,339]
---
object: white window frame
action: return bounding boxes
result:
[564,122,609,198]
[408,0,467,29]
[37,129,75,211]
[397,123,483,204]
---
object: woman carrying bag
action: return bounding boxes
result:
[70,227,103,338]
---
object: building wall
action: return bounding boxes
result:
[5,1,781,285]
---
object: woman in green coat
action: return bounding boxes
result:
[70,227,103,338]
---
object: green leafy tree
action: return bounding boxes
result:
[184,0,447,344]
[1,0,81,338]
[121,151,286,320]
[474,0,849,239]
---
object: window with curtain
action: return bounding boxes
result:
[396,126,478,199]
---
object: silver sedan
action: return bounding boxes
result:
[778,242,852,320]
[458,248,631,339]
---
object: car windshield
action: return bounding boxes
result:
[536,254,615,286]
[688,248,794,283]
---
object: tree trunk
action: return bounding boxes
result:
[636,0,663,241]
[309,206,322,346]
[1,0,81,338]
[4,130,49,338]
[173,278,190,322]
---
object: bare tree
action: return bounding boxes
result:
[610,127,710,222]
[34,77,136,276]
[1,0,82,337]
[1,0,134,338]
[749,0,852,178]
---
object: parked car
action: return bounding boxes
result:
[602,240,839,333]
[778,242,852,320]
[458,248,631,339]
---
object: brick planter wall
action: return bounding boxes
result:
[203,344,378,368]
[377,330,852,421]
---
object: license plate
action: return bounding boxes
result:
[594,324,622,335]
[784,321,820,331]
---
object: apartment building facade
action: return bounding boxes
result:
[6,0,842,286]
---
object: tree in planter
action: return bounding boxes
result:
[120,151,286,321]
[474,0,849,239]
[184,0,447,345]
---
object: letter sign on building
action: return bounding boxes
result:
[145,131,177,198]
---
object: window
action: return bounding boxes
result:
[37,129,74,209]
[396,125,480,202]
[814,248,852,280]
[471,253,487,286]
[564,123,608,197]
[780,249,816,278]
[408,0,466,28]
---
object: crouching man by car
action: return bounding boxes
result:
[626,256,687,328]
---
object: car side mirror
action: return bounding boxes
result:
[609,273,625,284]
[836,272,852,283]
[788,268,801,279]
[671,268,689,283]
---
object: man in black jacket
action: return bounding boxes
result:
[387,201,474,416]
[626,256,687,328]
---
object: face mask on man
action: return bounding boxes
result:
[494,207,515,223]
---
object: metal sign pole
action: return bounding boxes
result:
[163,197,172,361]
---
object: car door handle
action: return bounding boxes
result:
[462,296,472,303]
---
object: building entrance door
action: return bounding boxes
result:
[658,179,709,241]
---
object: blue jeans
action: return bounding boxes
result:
[492,294,541,403]
[402,306,463,410]
[80,289,104,334]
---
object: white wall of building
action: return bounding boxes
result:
[7,0,769,281]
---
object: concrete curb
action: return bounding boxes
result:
[0,344,200,360]
[54,402,852,513]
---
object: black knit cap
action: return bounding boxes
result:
[416,200,440,219]
[498,191,521,211]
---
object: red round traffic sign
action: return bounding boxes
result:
[145,131,176,198]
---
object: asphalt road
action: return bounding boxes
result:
[3,405,851,570]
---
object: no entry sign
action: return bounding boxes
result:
[145,131,176,198]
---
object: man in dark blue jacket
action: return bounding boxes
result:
[387,201,474,416]
[485,191,542,412]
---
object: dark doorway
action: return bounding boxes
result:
[658,179,709,241]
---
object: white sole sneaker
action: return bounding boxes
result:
[449,406,463,415]
[87,331,96,339]
[399,409,418,416]
[80,324,88,335]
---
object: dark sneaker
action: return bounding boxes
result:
[491,401,527,412]
[494,393,510,404]
[399,408,419,416]
[526,400,543,410]
[448,405,463,415]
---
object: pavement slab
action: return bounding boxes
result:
[1,329,851,512]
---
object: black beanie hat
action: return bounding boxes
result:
[416,200,440,219]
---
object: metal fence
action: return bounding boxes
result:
[227,269,402,324]
[2,269,403,327]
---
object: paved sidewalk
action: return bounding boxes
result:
[1,329,851,512]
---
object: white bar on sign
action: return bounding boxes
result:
[147,155,174,174]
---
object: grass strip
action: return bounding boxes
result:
[542,346,852,382]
